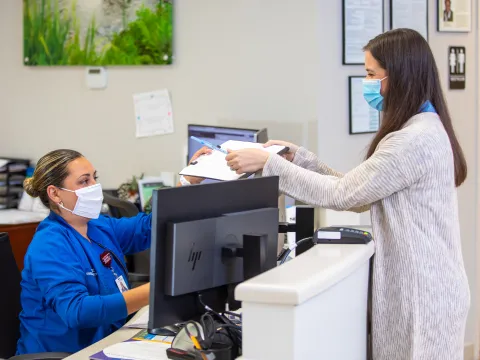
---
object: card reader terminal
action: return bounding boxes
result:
[314,227,372,244]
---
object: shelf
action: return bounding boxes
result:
[0,157,30,209]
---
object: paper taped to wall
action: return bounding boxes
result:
[133,89,174,138]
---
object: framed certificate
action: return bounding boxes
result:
[437,0,471,32]
[343,0,384,65]
[349,76,380,135]
[390,0,428,40]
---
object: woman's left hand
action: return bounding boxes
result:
[184,146,212,185]
[225,149,270,174]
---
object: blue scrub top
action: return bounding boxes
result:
[16,211,152,355]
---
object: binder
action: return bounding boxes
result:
[179,140,288,181]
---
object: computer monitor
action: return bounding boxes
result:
[187,125,268,160]
[148,177,279,334]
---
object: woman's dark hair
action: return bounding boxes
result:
[363,28,467,187]
[23,149,83,208]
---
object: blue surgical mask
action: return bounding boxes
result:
[362,76,388,111]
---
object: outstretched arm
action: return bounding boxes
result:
[293,147,344,178]
[263,133,428,211]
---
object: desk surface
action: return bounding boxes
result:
[65,307,148,360]
[0,209,47,225]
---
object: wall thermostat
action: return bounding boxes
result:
[85,67,108,89]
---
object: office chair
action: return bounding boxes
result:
[102,191,139,218]
[0,232,71,360]
[102,192,150,287]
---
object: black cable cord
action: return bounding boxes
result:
[279,236,314,265]
[197,294,242,350]
[277,247,290,261]
[201,313,241,347]
[198,294,235,326]
[200,313,216,348]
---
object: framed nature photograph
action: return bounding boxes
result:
[23,0,173,66]
[437,0,471,32]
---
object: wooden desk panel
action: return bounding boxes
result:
[0,222,39,271]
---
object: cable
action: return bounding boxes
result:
[223,310,242,319]
[278,236,314,265]
[197,294,242,351]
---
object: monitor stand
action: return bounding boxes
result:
[224,233,268,310]
[149,326,178,336]
[221,233,268,281]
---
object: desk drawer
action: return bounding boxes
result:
[0,222,39,271]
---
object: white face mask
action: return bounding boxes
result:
[59,183,104,219]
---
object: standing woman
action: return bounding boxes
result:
[226,29,470,359]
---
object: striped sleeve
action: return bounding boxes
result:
[293,147,344,177]
[263,131,430,211]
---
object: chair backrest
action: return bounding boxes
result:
[0,232,22,358]
[102,192,139,218]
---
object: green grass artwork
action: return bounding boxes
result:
[23,0,173,66]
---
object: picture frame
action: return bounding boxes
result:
[342,0,384,65]
[23,0,174,66]
[349,76,380,135]
[390,0,428,41]
[437,0,471,32]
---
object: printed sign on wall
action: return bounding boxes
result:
[448,46,466,90]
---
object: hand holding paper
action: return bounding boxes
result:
[179,140,287,182]
[225,148,270,174]
[263,140,299,162]
[183,147,212,185]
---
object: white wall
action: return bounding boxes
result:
[0,0,320,188]
[428,0,478,353]
[1,0,478,354]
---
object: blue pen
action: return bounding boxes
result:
[190,136,228,154]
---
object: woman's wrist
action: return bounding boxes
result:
[179,175,191,186]
[123,283,150,315]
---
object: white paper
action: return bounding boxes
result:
[179,140,286,181]
[17,192,35,212]
[103,341,169,360]
[350,77,380,134]
[125,307,150,329]
[344,0,383,64]
[134,90,174,138]
[5,164,27,172]
[18,192,49,214]
[32,198,50,214]
[391,0,428,40]
[0,159,8,171]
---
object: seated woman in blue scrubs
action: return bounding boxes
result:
[17,149,151,354]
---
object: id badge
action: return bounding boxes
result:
[115,275,129,293]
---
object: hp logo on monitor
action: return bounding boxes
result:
[188,244,202,271]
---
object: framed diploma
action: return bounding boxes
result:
[390,0,428,40]
[343,0,384,65]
